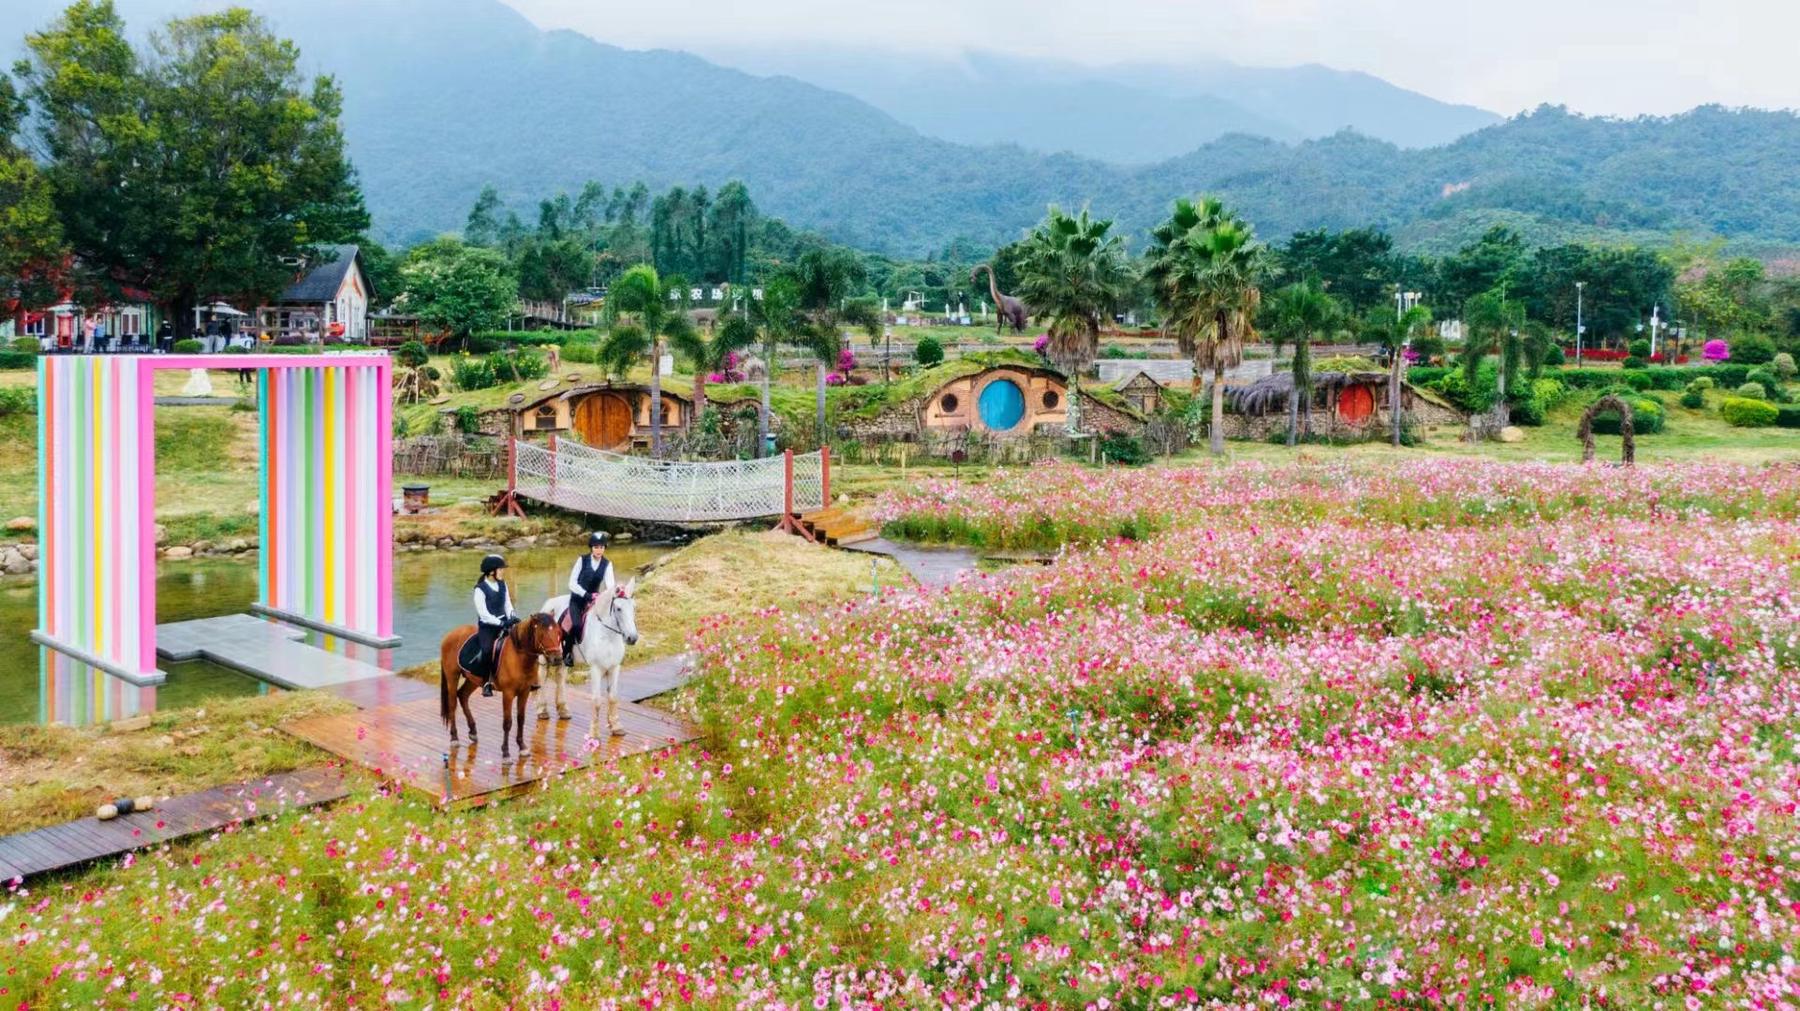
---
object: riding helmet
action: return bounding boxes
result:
[480,554,507,576]
[589,531,610,548]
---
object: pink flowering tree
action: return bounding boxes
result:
[1703,338,1730,362]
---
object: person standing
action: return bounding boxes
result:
[471,554,517,697]
[561,531,615,666]
[156,319,174,353]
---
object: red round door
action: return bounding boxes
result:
[1338,384,1375,424]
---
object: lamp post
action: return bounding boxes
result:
[1574,281,1585,366]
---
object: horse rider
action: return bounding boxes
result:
[563,531,616,666]
[472,553,517,697]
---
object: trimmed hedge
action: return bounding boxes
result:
[1721,397,1779,427]
[0,351,35,371]
[1679,389,1706,409]
[1776,405,1800,429]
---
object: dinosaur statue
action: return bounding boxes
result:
[971,264,1032,334]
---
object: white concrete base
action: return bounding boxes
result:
[31,631,168,686]
[248,603,403,648]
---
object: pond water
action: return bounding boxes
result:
[3,541,670,726]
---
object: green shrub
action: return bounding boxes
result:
[1588,389,1665,435]
[560,343,600,365]
[1628,339,1652,358]
[1776,405,1800,429]
[450,355,498,391]
[10,337,38,354]
[1679,389,1706,409]
[1621,371,1652,390]
[1736,381,1768,400]
[914,335,945,368]
[453,405,482,434]
[1774,352,1797,379]
[1511,377,1566,427]
[0,351,34,370]
[395,340,430,368]
[222,345,249,355]
[1621,356,1648,370]
[1097,433,1151,465]
[1721,396,1779,427]
[1542,345,1565,367]
[486,348,549,382]
[1686,376,1716,392]
[172,338,204,353]
[1746,368,1792,402]
[0,386,36,416]
[1732,334,1777,365]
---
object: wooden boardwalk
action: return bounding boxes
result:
[284,692,701,807]
[0,768,349,882]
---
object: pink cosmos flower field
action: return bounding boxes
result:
[6,458,1800,1008]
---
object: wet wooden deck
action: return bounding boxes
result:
[0,768,349,882]
[284,692,701,808]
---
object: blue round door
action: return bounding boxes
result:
[977,379,1026,431]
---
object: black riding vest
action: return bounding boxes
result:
[478,578,508,620]
[575,556,611,598]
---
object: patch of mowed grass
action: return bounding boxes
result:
[0,691,353,832]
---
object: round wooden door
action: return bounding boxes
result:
[1337,384,1375,424]
[573,393,633,449]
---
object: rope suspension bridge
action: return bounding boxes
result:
[502,438,829,525]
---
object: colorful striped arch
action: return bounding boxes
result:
[32,354,397,685]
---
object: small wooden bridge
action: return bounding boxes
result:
[500,439,828,524]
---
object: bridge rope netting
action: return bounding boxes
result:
[511,439,826,522]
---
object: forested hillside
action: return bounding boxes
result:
[9,0,1800,256]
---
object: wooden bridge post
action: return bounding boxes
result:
[772,448,815,541]
[490,436,526,517]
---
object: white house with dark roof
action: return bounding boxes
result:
[259,245,373,342]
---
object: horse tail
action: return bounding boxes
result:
[439,657,452,726]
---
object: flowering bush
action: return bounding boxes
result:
[1704,339,1731,362]
[705,350,747,385]
[9,461,1800,1008]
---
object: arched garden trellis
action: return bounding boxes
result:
[1577,394,1636,465]
[31,354,399,685]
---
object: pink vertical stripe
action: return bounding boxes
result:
[137,362,156,674]
[375,358,392,637]
[344,367,359,629]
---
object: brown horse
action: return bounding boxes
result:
[439,613,563,757]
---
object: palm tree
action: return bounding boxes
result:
[1461,288,1524,431]
[787,249,879,446]
[747,277,801,457]
[1268,280,1338,446]
[1371,303,1434,447]
[600,264,693,456]
[1014,206,1131,391]
[667,313,757,424]
[1146,198,1263,456]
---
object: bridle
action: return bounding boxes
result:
[593,592,632,640]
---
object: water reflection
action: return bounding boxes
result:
[7,541,669,726]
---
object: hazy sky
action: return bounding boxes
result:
[503,0,1796,117]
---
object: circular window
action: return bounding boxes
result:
[1042,390,1061,410]
[940,393,960,413]
[977,379,1027,431]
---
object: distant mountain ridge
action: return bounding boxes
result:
[8,0,1800,259]
[693,45,1503,161]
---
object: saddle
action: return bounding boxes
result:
[456,630,506,679]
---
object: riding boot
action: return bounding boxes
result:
[607,699,625,737]
[481,671,494,698]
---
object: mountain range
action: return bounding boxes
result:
[694,45,1502,160]
[9,0,1800,258]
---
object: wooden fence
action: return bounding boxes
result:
[392,436,508,478]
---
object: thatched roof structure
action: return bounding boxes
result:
[1226,371,1389,416]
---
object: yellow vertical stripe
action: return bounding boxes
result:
[323,368,337,624]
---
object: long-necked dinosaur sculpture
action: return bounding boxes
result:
[971,264,1032,334]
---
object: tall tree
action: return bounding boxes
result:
[17,1,367,333]
[786,248,879,444]
[0,73,66,320]
[1146,196,1264,456]
[600,264,693,457]
[397,239,516,348]
[464,185,504,247]
[1267,280,1338,446]
[706,181,756,285]
[1274,228,1396,314]
[747,276,802,456]
[1437,227,1527,310]
[1013,206,1130,399]
[1461,288,1525,429]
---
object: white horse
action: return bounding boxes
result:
[538,579,639,736]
